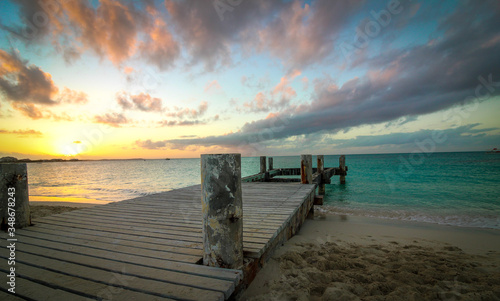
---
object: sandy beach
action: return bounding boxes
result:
[28,201,500,300]
[29,199,100,219]
[240,211,500,301]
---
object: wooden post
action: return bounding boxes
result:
[268,157,273,171]
[317,155,325,195]
[260,156,266,174]
[300,154,312,184]
[339,155,346,184]
[201,154,243,269]
[1,163,31,229]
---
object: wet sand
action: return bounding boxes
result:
[240,213,500,301]
[29,198,102,219]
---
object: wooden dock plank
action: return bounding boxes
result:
[0,182,315,300]
[0,248,230,300]
[0,275,90,301]
[0,258,176,300]
[0,291,26,301]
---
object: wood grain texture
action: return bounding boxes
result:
[0,182,315,300]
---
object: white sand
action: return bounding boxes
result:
[240,213,500,300]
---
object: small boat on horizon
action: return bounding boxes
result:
[486,148,500,153]
[165,158,171,160]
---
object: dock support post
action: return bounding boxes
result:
[317,155,325,195]
[260,156,266,174]
[268,157,273,171]
[300,154,312,184]
[201,154,243,269]
[1,163,31,229]
[339,155,346,184]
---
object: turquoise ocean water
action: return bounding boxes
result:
[27,152,500,229]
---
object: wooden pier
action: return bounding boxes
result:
[0,155,346,300]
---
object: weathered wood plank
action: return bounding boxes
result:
[0,248,231,300]
[0,258,176,300]
[2,180,317,300]
[0,290,26,301]
[0,274,90,301]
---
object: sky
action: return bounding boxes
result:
[0,0,499,159]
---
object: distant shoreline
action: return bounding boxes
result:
[1,150,495,164]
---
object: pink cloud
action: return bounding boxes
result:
[166,101,208,119]
[12,1,179,68]
[204,80,223,93]
[94,112,130,127]
[139,5,180,70]
[116,92,163,112]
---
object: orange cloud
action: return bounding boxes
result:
[139,6,180,70]
[123,66,135,74]
[272,69,301,98]
[0,50,58,104]
[0,50,89,117]
[94,112,130,127]
[0,129,43,137]
[12,103,44,119]
[11,1,179,69]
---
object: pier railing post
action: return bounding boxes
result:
[1,163,31,229]
[339,155,346,184]
[300,154,312,184]
[260,156,266,174]
[317,155,325,195]
[268,157,273,171]
[201,154,243,269]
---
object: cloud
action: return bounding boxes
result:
[135,139,167,150]
[254,0,364,69]
[166,101,208,119]
[153,1,500,149]
[158,114,220,128]
[331,124,500,151]
[158,119,206,127]
[94,112,130,127]
[7,0,179,68]
[0,128,43,137]
[164,0,289,71]
[0,50,58,104]
[56,87,89,104]
[117,92,163,112]
[158,110,219,128]
[242,70,301,113]
[204,80,222,93]
[11,103,44,119]
[0,50,89,117]
[4,0,367,71]
[123,66,134,74]
[138,5,180,70]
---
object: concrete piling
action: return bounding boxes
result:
[300,154,313,184]
[1,163,31,229]
[260,156,266,174]
[268,157,273,171]
[339,155,346,184]
[201,154,244,269]
[317,155,325,195]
